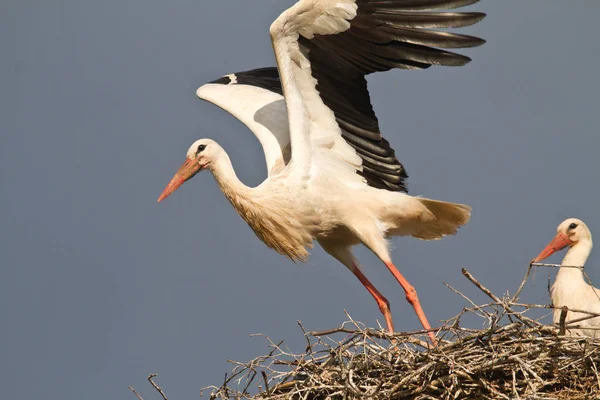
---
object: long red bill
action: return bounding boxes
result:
[532,232,573,262]
[157,158,202,202]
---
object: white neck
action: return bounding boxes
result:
[208,151,254,207]
[557,239,593,281]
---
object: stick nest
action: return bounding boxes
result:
[202,268,600,400]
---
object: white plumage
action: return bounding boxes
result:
[159,0,486,345]
[196,84,290,174]
[533,218,600,338]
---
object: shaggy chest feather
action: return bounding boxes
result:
[227,193,316,262]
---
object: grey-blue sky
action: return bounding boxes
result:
[1,1,599,399]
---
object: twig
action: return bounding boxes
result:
[297,320,313,354]
[309,325,441,339]
[590,356,600,392]
[512,263,533,302]
[128,386,144,400]
[444,282,493,322]
[530,262,584,270]
[461,268,502,303]
[510,301,600,319]
[582,269,600,304]
[558,306,568,336]
[261,371,271,397]
[462,268,537,328]
[148,374,168,400]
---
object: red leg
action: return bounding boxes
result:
[384,262,437,346]
[350,264,395,333]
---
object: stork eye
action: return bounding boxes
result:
[196,144,206,154]
[568,222,578,230]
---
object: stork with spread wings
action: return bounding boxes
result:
[159,0,486,345]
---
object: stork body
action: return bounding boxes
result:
[533,218,600,337]
[159,0,487,345]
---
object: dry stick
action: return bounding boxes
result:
[147,374,168,400]
[310,326,441,340]
[582,269,600,305]
[515,355,543,384]
[511,263,533,302]
[242,370,258,395]
[444,282,494,321]
[565,315,600,327]
[510,301,600,319]
[511,369,518,398]
[461,268,502,303]
[589,356,600,392]
[260,371,271,397]
[475,375,511,400]
[270,380,298,394]
[558,306,569,336]
[461,268,538,328]
[221,373,229,399]
[128,386,144,400]
[297,321,313,354]
[531,262,583,269]
[516,361,536,394]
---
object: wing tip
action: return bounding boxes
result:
[195,84,210,100]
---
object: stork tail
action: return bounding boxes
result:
[412,198,471,240]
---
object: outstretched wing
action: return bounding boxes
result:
[269,0,485,191]
[196,68,291,176]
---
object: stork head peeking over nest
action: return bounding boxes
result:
[533,218,592,264]
[533,218,598,338]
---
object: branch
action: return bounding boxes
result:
[462,268,538,328]
[128,386,144,400]
[511,263,533,302]
[148,374,168,400]
[558,306,568,336]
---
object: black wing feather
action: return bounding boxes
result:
[209,0,485,192]
[299,0,485,191]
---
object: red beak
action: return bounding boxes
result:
[532,232,573,262]
[157,158,202,202]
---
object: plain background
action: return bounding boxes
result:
[2,1,599,399]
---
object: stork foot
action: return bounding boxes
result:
[384,262,438,346]
[351,264,395,333]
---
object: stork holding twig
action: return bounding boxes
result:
[532,218,600,337]
[159,0,487,345]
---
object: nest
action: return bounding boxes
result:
[198,267,600,400]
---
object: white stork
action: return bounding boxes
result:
[533,218,600,337]
[158,0,486,345]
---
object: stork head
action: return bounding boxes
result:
[532,218,591,262]
[157,139,219,202]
